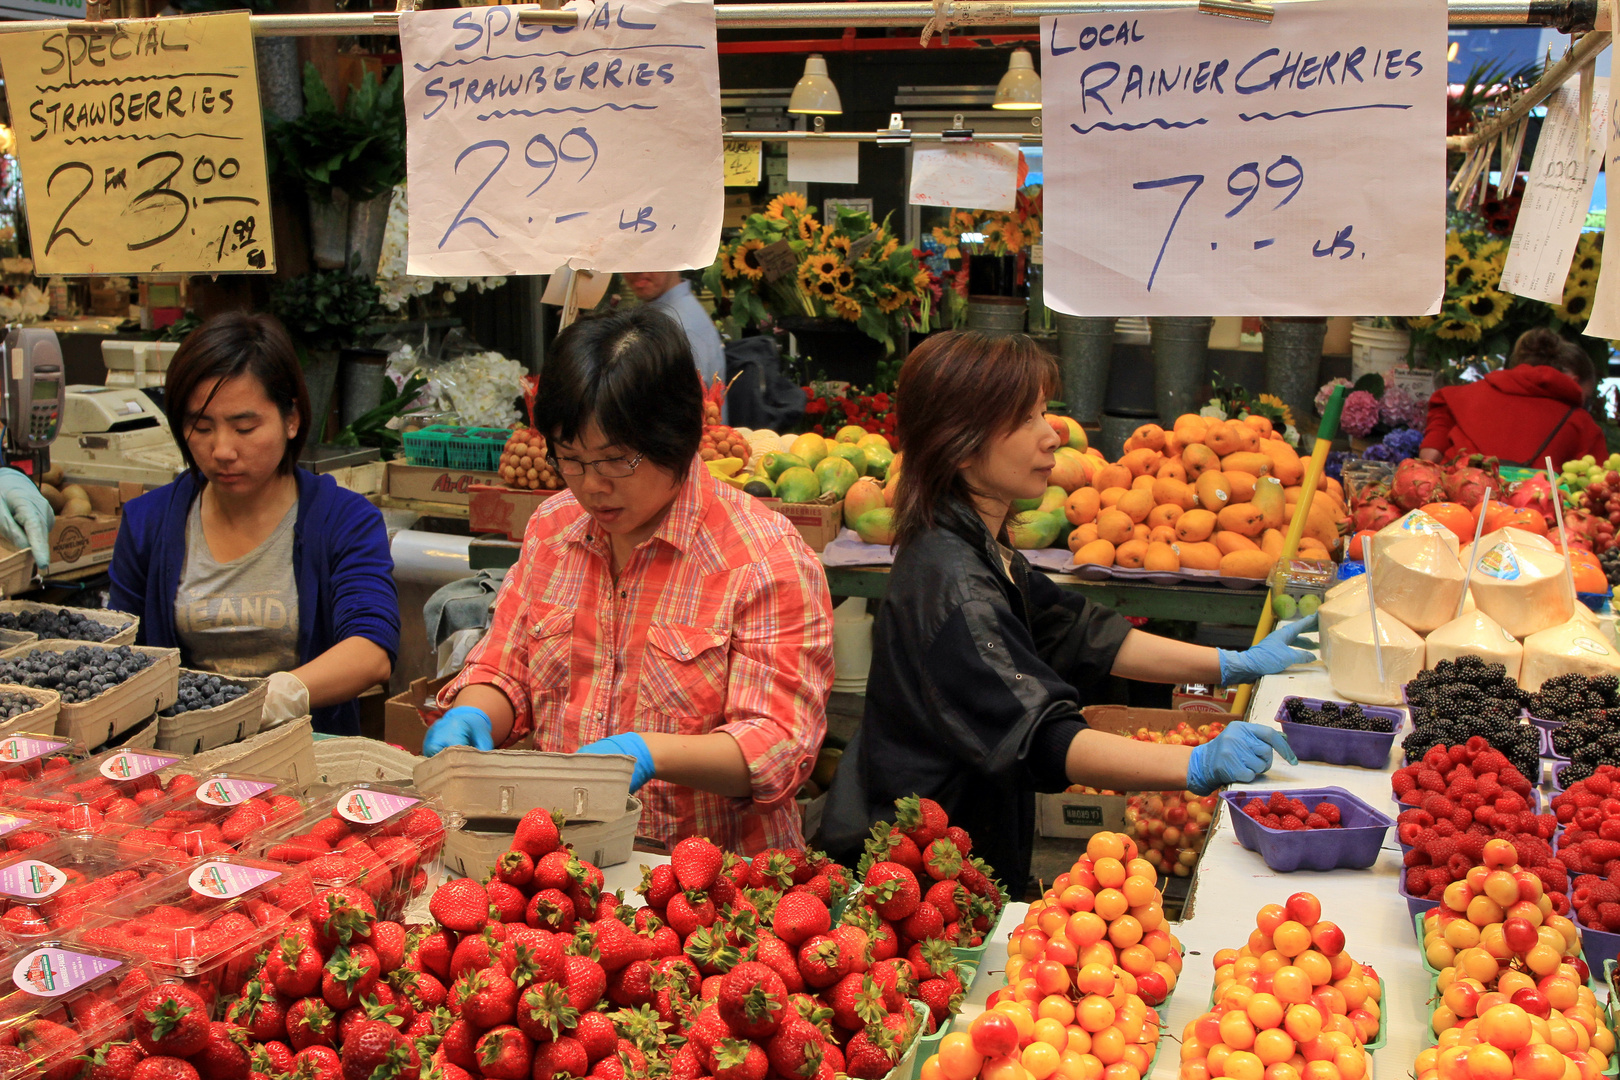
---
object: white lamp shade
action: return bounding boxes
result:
[789,54,843,115]
[993,48,1042,110]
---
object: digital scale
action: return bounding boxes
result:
[52,385,185,488]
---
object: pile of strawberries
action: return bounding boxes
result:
[1392,739,1567,911]
[1238,792,1345,831]
[0,958,157,1080]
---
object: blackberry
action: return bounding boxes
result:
[1282,697,1394,734]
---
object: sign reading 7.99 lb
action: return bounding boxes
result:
[0,11,274,275]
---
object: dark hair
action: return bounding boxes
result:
[536,306,702,473]
[1510,327,1596,384]
[892,331,1057,551]
[165,311,312,479]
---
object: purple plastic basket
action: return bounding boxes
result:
[1399,873,1439,925]
[1221,786,1393,872]
[1570,909,1620,973]
[1274,697,1404,769]
[1530,714,1566,733]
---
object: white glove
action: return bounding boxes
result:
[263,671,310,727]
[0,471,52,570]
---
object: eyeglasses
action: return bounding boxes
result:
[548,452,644,478]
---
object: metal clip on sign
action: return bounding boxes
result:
[877,113,912,146]
[942,114,974,142]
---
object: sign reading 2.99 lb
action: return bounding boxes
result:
[0,11,275,275]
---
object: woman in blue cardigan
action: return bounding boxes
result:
[110,312,399,736]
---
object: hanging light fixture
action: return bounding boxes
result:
[993,48,1042,110]
[788,54,843,115]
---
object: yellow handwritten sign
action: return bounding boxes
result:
[0,11,274,275]
[723,139,760,187]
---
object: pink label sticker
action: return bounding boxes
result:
[188,861,282,900]
[0,737,67,764]
[0,815,33,839]
[196,778,277,808]
[336,788,420,824]
[10,947,121,997]
[0,859,65,899]
[98,752,180,783]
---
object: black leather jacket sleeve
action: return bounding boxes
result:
[1025,567,1135,697]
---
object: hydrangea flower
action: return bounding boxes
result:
[1339,390,1381,437]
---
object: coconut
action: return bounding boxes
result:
[1371,510,1460,575]
[1373,535,1466,634]
[1469,542,1574,639]
[1425,610,1523,681]
[1317,578,1368,666]
[1518,618,1620,691]
[1326,607,1427,705]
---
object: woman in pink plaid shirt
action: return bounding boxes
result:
[423,307,835,855]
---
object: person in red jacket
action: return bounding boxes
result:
[1419,328,1606,466]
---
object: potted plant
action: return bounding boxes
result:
[931,188,1043,334]
[265,63,406,275]
[268,270,386,442]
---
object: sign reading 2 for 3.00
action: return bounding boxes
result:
[1040,0,1445,316]
[400,0,723,277]
[0,11,273,275]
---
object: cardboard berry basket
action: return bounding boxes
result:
[245,781,462,921]
[0,640,179,749]
[0,748,187,836]
[0,602,139,647]
[80,855,316,1016]
[0,939,154,1066]
[1221,787,1393,872]
[413,745,633,822]
[441,796,642,878]
[0,731,80,792]
[0,686,55,744]
[0,836,170,943]
[154,670,268,755]
[95,773,306,866]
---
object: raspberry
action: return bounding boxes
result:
[1313,802,1341,825]
[1458,833,1487,861]
[1427,881,1449,901]
[1284,800,1309,820]
[1452,808,1473,829]
[1305,814,1331,829]
[1477,779,1503,803]
[1393,771,1418,797]
[1478,750,1510,772]
[1475,806,1498,827]
[1423,747,1451,771]
[1531,866,1568,893]
[1422,794,1455,817]
[1417,769,1446,793]
[1415,828,1440,849]
[1262,815,1283,829]
[1278,817,1306,831]
[1398,809,1435,828]
[1591,773,1615,797]
[1585,839,1620,862]
[1552,892,1570,915]
[1576,807,1604,832]
[1398,822,1424,846]
[1268,791,1289,810]
[1588,878,1620,904]
[1434,819,1459,838]
[1496,793,1527,814]
[1244,798,1267,814]
[1557,803,1577,824]
[1245,804,1267,821]
[1598,819,1620,842]
[1449,745,1470,765]
[1403,848,1431,867]
[1406,868,1429,894]
[1599,903,1620,932]
[1580,904,1602,927]
[1447,774,1478,796]
[1458,793,1487,813]
[1447,853,1472,879]
[1573,790,1603,810]
[1426,837,1459,866]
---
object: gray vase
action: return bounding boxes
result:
[339,349,388,427]
[309,190,351,271]
[255,38,303,122]
[1263,319,1328,423]
[303,349,341,444]
[966,298,1027,338]
[1054,314,1115,424]
[347,192,393,280]
[1148,316,1213,426]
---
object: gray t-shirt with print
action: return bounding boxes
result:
[174,500,300,677]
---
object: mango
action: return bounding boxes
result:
[1074,539,1116,567]
[790,433,829,468]
[1038,485,1069,514]
[1217,503,1266,538]
[1129,423,1166,452]
[827,444,868,478]
[1047,414,1088,451]
[1148,525,1179,545]
[1163,432,1185,458]
[1008,509,1064,550]
[1132,524,1151,542]
[1151,477,1197,512]
[1011,492,1045,513]
[1155,459,1188,483]
[862,445,894,480]
[1146,503,1184,530]
[1115,539,1151,569]
[1096,509,1135,546]
[776,466,822,503]
[1251,476,1286,531]
[1232,421,1261,453]
[1066,488,1101,526]
[1175,540,1222,571]
[1051,447,1092,493]
[1205,422,1244,456]
[1099,487,1129,509]
[844,477,887,527]
[761,452,808,482]
[1175,509,1218,543]
[1256,439,1304,486]
[1260,528,1285,559]
[1117,488,1155,525]
[1131,474,1156,492]
[1144,541,1181,572]
[1220,550,1276,579]
[835,424,867,444]
[814,456,859,499]
[1214,531,1259,555]
[1072,522,1100,548]
[1220,452,1273,478]
[1181,443,1219,481]
[853,508,896,545]
[1243,414,1273,437]
[1173,414,1210,445]
[1195,472,1233,511]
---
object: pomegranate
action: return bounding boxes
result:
[1391,458,1446,512]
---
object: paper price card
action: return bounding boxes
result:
[1041,0,1445,316]
[723,140,760,187]
[1502,80,1607,305]
[0,11,274,275]
[400,0,723,277]
[1586,90,1620,340]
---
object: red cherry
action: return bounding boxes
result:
[1136,971,1168,1005]
[1503,916,1539,954]
[1511,987,1552,1019]
[1285,892,1323,928]
[970,1011,1020,1058]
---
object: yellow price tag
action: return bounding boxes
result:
[723,139,760,187]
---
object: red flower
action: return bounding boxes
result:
[813,424,824,436]
[806,399,828,416]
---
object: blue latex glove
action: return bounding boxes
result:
[0,471,52,570]
[577,732,656,793]
[1187,722,1299,795]
[1218,614,1318,686]
[422,705,493,756]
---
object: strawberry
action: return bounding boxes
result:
[901,901,945,942]
[766,1017,828,1080]
[516,982,578,1044]
[573,1011,618,1062]
[406,926,452,981]
[526,888,577,933]
[82,1041,146,1080]
[639,863,679,911]
[16,1018,84,1080]
[310,886,375,951]
[370,921,407,973]
[531,1037,588,1080]
[338,1020,418,1080]
[252,1043,294,1077]
[533,850,574,892]
[671,836,723,892]
[495,850,534,888]
[438,1018,481,1072]
[796,935,848,990]
[134,985,210,1058]
[824,973,886,1032]
[322,944,382,1011]
[594,915,652,973]
[845,1022,903,1079]
[190,1022,250,1080]
[944,825,972,855]
[512,808,564,859]
[130,1060,200,1080]
[863,862,921,921]
[474,1025,533,1080]
[427,880,489,939]
[286,998,337,1051]
[713,1037,769,1080]
[560,954,607,1013]
[753,934,806,993]
[266,936,324,998]
[224,982,286,1044]
[457,965,520,1028]
[717,961,786,1040]
[487,880,527,924]
[292,1045,341,1080]
[666,891,715,938]
[772,891,830,947]
[922,838,963,881]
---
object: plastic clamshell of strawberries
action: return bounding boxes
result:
[243,781,459,922]
[92,771,307,867]
[0,940,157,1080]
[0,735,85,802]
[76,854,314,1013]
[0,837,171,944]
[0,748,186,838]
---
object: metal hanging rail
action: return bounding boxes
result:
[1447,27,1610,151]
[0,0,1598,37]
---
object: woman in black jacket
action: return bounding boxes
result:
[820,331,1311,898]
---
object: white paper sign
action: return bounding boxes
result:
[1041,0,1446,315]
[788,141,860,184]
[1588,60,1620,337]
[1503,80,1608,305]
[400,0,723,276]
[908,144,1019,211]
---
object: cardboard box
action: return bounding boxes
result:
[1172,684,1240,714]
[1035,705,1201,839]
[468,484,561,542]
[383,675,451,756]
[47,483,133,575]
[758,498,844,552]
[385,461,502,506]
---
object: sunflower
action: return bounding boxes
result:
[874,283,904,313]
[797,258,822,294]
[765,192,807,219]
[1574,249,1600,274]
[833,266,855,292]
[1256,394,1295,428]
[1434,317,1484,342]
[881,238,899,260]
[732,239,765,281]
[1445,235,1470,264]
[1460,289,1511,328]
[808,253,840,280]
[719,252,738,280]
[913,270,933,292]
[813,277,839,301]
[1405,315,1438,331]
[826,234,851,256]
[952,210,977,232]
[797,216,820,243]
[1448,258,1494,293]
[1558,277,1596,324]
[833,295,862,321]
